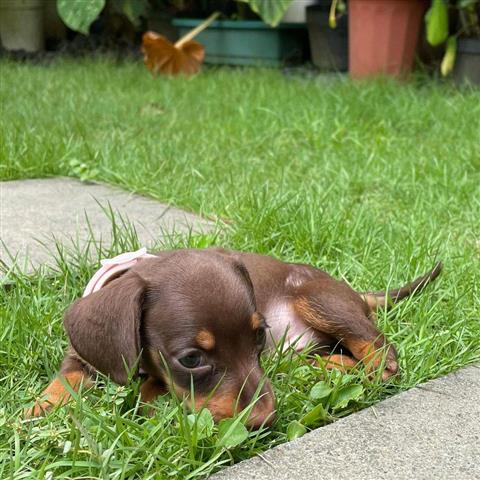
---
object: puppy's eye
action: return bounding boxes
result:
[179,353,202,369]
[256,327,266,347]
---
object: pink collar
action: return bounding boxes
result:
[83,248,156,297]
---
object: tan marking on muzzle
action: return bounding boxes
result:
[172,383,237,420]
[170,380,276,427]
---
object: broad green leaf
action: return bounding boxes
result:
[425,0,449,46]
[287,420,306,440]
[300,403,327,426]
[238,0,292,27]
[57,0,106,35]
[340,374,356,385]
[187,409,214,440]
[441,36,457,76]
[309,381,333,401]
[216,418,248,448]
[331,385,364,410]
[292,365,311,379]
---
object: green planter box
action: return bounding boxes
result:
[172,19,307,66]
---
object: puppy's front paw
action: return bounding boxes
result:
[24,372,88,419]
[24,399,53,418]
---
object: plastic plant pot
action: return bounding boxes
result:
[172,18,308,67]
[306,2,348,71]
[348,0,427,78]
[0,0,45,52]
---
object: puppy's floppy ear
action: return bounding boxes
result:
[64,271,146,385]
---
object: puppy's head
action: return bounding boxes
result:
[64,250,275,428]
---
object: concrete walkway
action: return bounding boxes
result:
[0,178,212,273]
[214,365,480,480]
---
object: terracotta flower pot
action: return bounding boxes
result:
[348,0,427,78]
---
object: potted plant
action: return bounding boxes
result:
[345,0,428,78]
[306,0,348,71]
[0,0,116,52]
[0,0,108,52]
[172,0,308,66]
[425,0,480,83]
[0,0,45,51]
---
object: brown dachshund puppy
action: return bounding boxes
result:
[28,248,441,427]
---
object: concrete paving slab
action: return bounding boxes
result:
[0,178,212,272]
[213,365,480,480]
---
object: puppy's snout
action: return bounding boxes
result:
[245,391,275,428]
[204,378,276,428]
[242,381,276,429]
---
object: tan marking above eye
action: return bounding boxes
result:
[251,312,263,330]
[196,329,216,350]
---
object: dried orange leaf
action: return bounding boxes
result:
[141,31,205,76]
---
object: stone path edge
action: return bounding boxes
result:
[212,365,480,480]
[1,177,214,274]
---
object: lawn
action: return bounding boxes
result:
[1,58,479,479]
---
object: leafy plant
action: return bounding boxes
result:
[68,159,99,182]
[217,417,249,448]
[185,408,249,448]
[425,0,480,76]
[237,0,293,27]
[286,372,365,441]
[328,0,347,29]
[425,0,450,46]
[56,0,153,34]
[55,0,312,33]
[57,0,106,35]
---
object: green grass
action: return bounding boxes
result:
[1,58,479,478]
